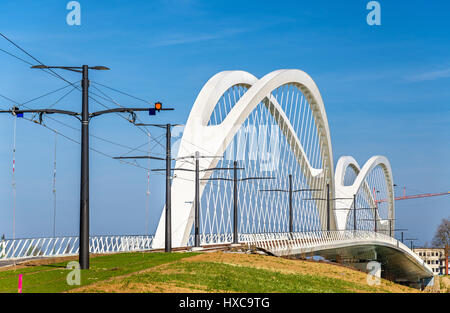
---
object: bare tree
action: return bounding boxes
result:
[432,217,450,248]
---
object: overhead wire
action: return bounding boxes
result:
[91,81,151,104]
[0,89,152,155]
[0,37,154,155]
[0,32,159,145]
[0,99,151,172]
[89,84,152,136]
[22,83,78,108]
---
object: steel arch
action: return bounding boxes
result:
[152,69,335,248]
[334,155,395,232]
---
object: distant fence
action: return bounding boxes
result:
[0,235,154,261]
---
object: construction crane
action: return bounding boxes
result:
[375,187,449,275]
[376,188,450,204]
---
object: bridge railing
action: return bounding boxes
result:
[186,231,405,250]
[244,230,402,255]
[0,235,154,261]
[187,233,234,246]
[244,230,433,275]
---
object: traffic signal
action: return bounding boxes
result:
[149,102,163,115]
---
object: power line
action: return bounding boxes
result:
[0,91,154,156]
[0,47,34,66]
[0,32,158,142]
[22,83,79,108]
[0,32,80,86]
[87,82,179,150]
[89,84,153,137]
[28,115,152,170]
[0,101,152,171]
[0,93,21,105]
[0,46,65,81]
[91,81,151,104]
[31,85,77,120]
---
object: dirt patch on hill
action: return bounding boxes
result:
[68,260,211,293]
[0,256,78,272]
[0,253,120,272]
[78,280,209,293]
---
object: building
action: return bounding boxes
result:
[413,248,447,275]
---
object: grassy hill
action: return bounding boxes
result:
[0,251,418,293]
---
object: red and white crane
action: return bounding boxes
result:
[375,187,449,275]
[375,187,450,203]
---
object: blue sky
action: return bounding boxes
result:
[0,0,448,246]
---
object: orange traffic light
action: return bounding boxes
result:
[155,102,162,111]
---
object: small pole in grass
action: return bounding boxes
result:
[18,274,23,293]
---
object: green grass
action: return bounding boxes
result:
[118,261,390,293]
[0,252,414,293]
[0,252,197,293]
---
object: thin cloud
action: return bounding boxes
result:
[150,27,259,47]
[406,67,450,82]
[152,33,220,47]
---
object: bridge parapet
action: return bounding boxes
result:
[245,230,399,255]
[0,235,154,261]
[248,231,425,263]
[244,230,433,282]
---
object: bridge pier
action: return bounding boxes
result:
[314,255,429,290]
[341,258,436,290]
[421,276,436,290]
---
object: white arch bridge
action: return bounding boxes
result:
[0,69,433,287]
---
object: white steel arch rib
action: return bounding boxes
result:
[334,155,395,232]
[152,69,335,248]
[335,156,360,187]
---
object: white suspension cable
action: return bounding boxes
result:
[52,130,57,238]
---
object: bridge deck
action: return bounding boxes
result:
[244,231,433,284]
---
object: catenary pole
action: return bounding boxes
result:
[289,174,293,233]
[165,124,172,252]
[194,151,200,247]
[233,161,238,244]
[79,65,90,269]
